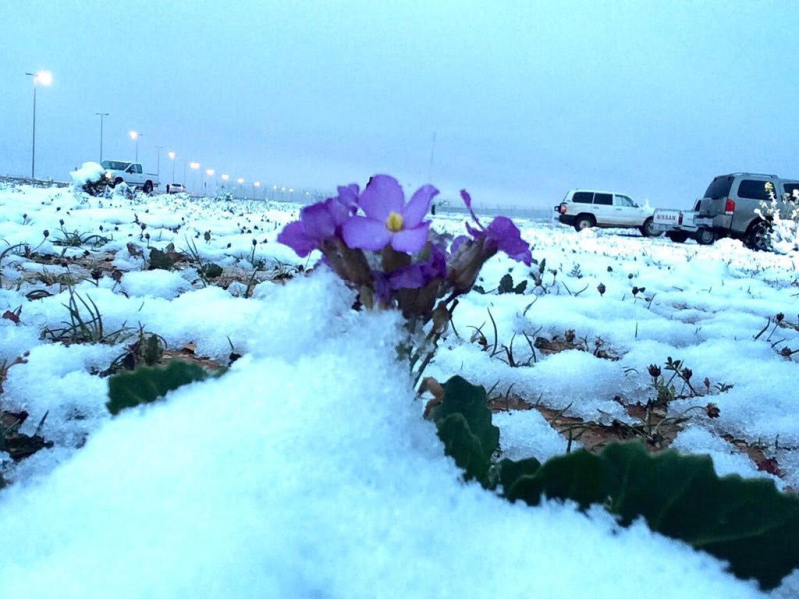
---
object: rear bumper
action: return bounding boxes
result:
[558,214,576,226]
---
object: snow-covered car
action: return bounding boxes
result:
[166,183,186,194]
[101,160,159,194]
[554,189,660,236]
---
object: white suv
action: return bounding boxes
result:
[554,190,660,236]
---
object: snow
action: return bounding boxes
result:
[0,182,798,596]
[69,161,105,187]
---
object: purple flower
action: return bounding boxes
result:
[460,189,483,230]
[336,184,360,211]
[342,175,438,254]
[277,197,351,257]
[484,217,532,265]
[457,189,531,266]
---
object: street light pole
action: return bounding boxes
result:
[25,71,52,181]
[129,131,142,162]
[95,112,108,162]
[155,145,163,178]
[168,151,176,183]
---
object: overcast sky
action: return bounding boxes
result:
[2,0,797,208]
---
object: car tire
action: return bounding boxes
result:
[746,220,771,251]
[640,218,662,237]
[143,181,153,194]
[695,228,716,245]
[666,231,689,243]
[113,177,124,188]
[574,215,594,232]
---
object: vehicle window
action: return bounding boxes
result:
[102,161,128,170]
[737,179,771,201]
[594,193,612,206]
[614,195,635,207]
[572,192,593,204]
[704,176,733,199]
[135,164,143,174]
[782,183,799,201]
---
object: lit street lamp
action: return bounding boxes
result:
[25,70,52,181]
[168,151,176,183]
[189,162,200,194]
[253,180,260,200]
[237,177,244,198]
[95,112,108,163]
[205,169,214,195]
[129,131,142,162]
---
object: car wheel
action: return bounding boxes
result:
[574,216,594,232]
[695,228,716,245]
[746,220,771,251]
[666,231,689,243]
[640,217,662,237]
[143,181,153,194]
[113,177,124,188]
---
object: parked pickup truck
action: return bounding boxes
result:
[652,204,716,245]
[654,173,799,248]
[101,160,159,194]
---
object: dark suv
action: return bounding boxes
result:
[695,173,799,249]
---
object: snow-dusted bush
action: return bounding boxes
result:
[69,162,111,196]
[756,182,799,253]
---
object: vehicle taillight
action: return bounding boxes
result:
[559,204,567,214]
[725,198,735,214]
[678,213,683,225]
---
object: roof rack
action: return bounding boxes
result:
[724,172,779,178]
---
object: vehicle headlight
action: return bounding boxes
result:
[104,172,112,179]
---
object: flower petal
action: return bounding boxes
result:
[460,189,483,229]
[390,222,430,254]
[277,221,318,257]
[402,184,439,227]
[359,175,404,221]
[301,202,336,240]
[337,184,360,210]
[389,264,427,290]
[485,216,532,265]
[342,216,392,251]
[325,197,350,228]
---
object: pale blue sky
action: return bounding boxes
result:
[1,0,797,207]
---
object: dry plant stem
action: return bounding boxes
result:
[412,298,459,389]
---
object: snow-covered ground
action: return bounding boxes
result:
[0,182,797,597]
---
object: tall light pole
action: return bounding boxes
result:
[129,131,142,162]
[155,145,163,177]
[205,168,214,196]
[25,71,52,181]
[190,162,200,194]
[168,151,176,183]
[253,181,260,199]
[95,112,108,163]
[237,178,245,198]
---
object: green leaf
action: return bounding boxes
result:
[436,414,491,483]
[600,443,799,590]
[505,450,608,509]
[502,442,799,590]
[148,248,176,270]
[429,376,500,485]
[107,361,217,415]
[201,263,223,279]
[493,456,541,492]
[498,274,514,294]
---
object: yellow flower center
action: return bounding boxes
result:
[386,211,404,232]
